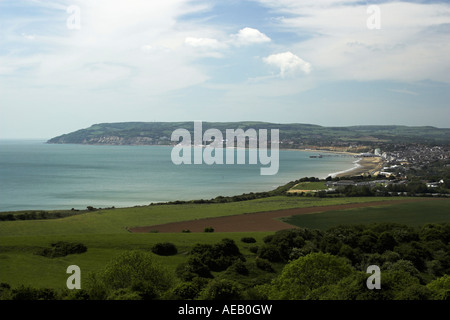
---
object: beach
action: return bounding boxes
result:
[332,157,384,178]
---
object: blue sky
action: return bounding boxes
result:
[0,0,449,139]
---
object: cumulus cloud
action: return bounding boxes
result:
[264,52,311,77]
[231,27,271,46]
[184,27,270,53]
[184,37,224,49]
[255,0,450,83]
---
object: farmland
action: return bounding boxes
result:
[1,195,449,295]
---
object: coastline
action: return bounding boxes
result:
[0,141,382,211]
[330,157,384,178]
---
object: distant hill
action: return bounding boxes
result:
[47,122,450,147]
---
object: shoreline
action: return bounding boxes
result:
[331,157,384,178]
[0,142,377,212]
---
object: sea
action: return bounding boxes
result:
[0,140,357,212]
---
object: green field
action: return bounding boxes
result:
[281,198,450,230]
[0,196,449,291]
[0,232,274,289]
[0,196,401,237]
[291,181,327,191]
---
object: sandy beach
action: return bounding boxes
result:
[333,157,384,178]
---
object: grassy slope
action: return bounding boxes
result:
[291,181,327,191]
[0,232,274,289]
[0,196,402,236]
[281,198,450,230]
[1,196,447,289]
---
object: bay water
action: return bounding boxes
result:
[0,140,356,211]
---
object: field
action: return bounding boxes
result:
[0,196,405,236]
[281,198,450,230]
[0,196,449,291]
[130,199,432,233]
[289,181,328,192]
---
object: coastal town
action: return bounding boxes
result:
[289,143,450,197]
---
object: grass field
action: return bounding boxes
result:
[0,232,274,289]
[290,181,327,191]
[0,196,402,236]
[0,196,449,290]
[281,198,450,230]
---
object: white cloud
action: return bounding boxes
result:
[21,33,35,40]
[255,0,450,83]
[184,37,224,49]
[230,27,271,46]
[185,27,270,49]
[0,0,212,92]
[264,52,311,77]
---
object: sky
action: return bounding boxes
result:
[0,0,449,139]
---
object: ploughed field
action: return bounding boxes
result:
[129,198,444,233]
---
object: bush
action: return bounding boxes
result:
[86,250,175,300]
[171,278,209,300]
[189,239,242,272]
[151,243,178,256]
[263,229,310,260]
[176,256,213,281]
[249,246,259,254]
[255,258,274,272]
[204,227,214,233]
[11,285,57,300]
[427,274,450,300]
[268,252,353,300]
[229,260,249,276]
[198,279,242,300]
[258,245,283,262]
[241,237,256,243]
[35,241,87,258]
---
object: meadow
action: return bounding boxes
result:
[281,198,450,230]
[0,195,449,291]
[290,181,327,191]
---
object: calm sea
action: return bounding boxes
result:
[0,140,356,211]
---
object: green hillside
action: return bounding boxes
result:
[47,122,450,146]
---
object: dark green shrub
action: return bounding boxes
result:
[189,239,242,272]
[198,279,242,300]
[241,237,256,243]
[249,246,258,254]
[176,256,213,281]
[172,278,209,300]
[151,242,178,256]
[90,250,175,300]
[35,241,87,258]
[255,258,274,272]
[11,285,57,300]
[263,235,274,244]
[258,244,283,262]
[204,227,214,233]
[172,282,199,300]
[229,260,249,276]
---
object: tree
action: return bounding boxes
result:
[258,244,283,262]
[86,250,174,300]
[268,252,353,300]
[427,274,450,300]
[419,224,450,243]
[151,242,178,256]
[198,279,242,300]
[377,232,398,252]
[309,269,431,300]
[189,239,242,272]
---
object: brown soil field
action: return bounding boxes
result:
[129,198,429,233]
